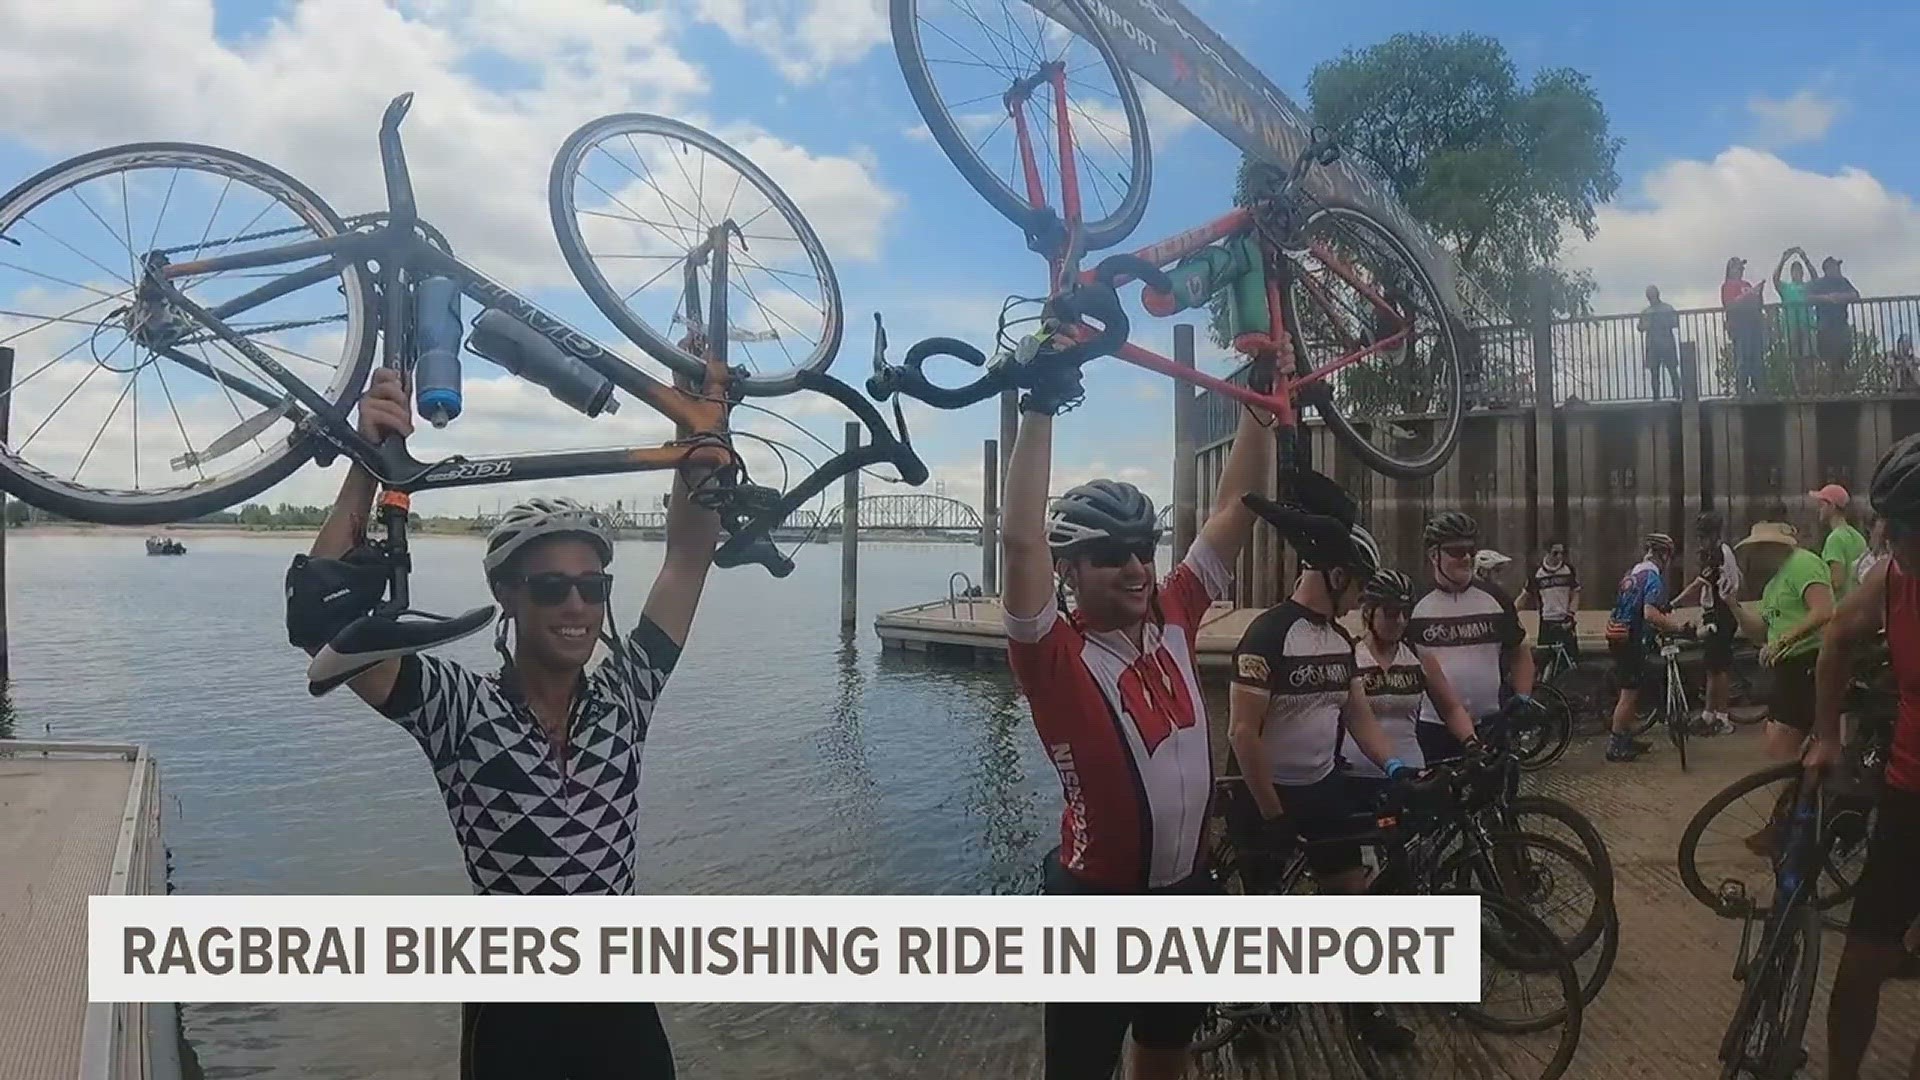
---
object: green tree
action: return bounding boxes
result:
[1215,32,1620,337]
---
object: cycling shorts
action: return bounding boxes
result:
[1703,612,1737,672]
[1846,786,1920,940]
[1610,643,1651,692]
[1536,619,1578,659]
[1041,853,1214,1077]
[1225,771,1383,878]
[1417,721,1469,765]
[1768,652,1819,733]
[462,1001,674,1079]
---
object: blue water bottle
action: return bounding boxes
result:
[413,276,464,428]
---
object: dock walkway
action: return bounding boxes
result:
[1,740,179,1080]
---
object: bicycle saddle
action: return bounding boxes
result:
[1241,492,1355,567]
[306,604,497,697]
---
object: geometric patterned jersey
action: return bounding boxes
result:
[375,616,681,895]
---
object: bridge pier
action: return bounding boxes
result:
[842,421,859,628]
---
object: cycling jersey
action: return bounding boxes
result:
[1605,560,1665,650]
[375,617,681,895]
[1527,562,1579,623]
[1230,601,1357,786]
[1341,639,1426,778]
[1704,542,1742,608]
[1884,560,1920,794]
[1006,539,1231,891]
[1408,581,1523,726]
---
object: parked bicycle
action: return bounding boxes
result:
[0,96,930,688]
[873,0,1467,483]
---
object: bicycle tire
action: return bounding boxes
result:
[1438,831,1609,964]
[0,142,376,525]
[1279,200,1464,480]
[890,0,1151,252]
[1716,900,1819,1079]
[1456,895,1585,1070]
[1516,685,1574,772]
[1505,795,1616,907]
[1676,762,1866,917]
[548,113,843,397]
[1672,676,1690,772]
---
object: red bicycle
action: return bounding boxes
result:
[870,0,1467,480]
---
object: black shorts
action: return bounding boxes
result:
[1846,785,1920,940]
[1610,642,1651,691]
[1417,721,1469,765]
[1768,650,1819,733]
[462,1001,674,1079]
[1704,610,1737,672]
[1536,618,1578,659]
[1041,854,1214,1076]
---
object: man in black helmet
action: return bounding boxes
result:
[1671,511,1741,736]
[1001,357,1273,1080]
[1406,511,1535,761]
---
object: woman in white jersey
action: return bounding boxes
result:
[1341,570,1480,796]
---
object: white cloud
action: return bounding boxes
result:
[1746,89,1845,147]
[1566,146,1920,315]
[692,0,887,83]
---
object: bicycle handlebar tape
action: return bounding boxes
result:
[713,531,795,578]
[887,337,1004,410]
[1240,492,1352,566]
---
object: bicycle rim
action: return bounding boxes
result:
[0,142,374,524]
[549,113,843,396]
[1717,902,1819,1078]
[1448,896,1583,1078]
[1505,796,1615,906]
[1279,200,1464,479]
[890,0,1151,252]
[1516,685,1574,772]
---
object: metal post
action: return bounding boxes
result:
[1530,272,1557,561]
[841,421,859,628]
[1171,325,1199,563]
[0,347,11,683]
[982,439,1000,595]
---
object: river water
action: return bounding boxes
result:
[7,531,1218,1078]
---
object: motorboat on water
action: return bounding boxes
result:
[145,536,186,556]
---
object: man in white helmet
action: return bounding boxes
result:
[295,368,721,1078]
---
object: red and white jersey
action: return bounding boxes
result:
[1006,539,1231,890]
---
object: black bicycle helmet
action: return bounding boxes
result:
[1870,432,1920,520]
[1302,522,1382,574]
[1046,480,1160,558]
[1694,510,1722,538]
[1423,510,1479,548]
[1360,568,1416,608]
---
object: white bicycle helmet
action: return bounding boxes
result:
[1474,549,1513,574]
[484,497,615,581]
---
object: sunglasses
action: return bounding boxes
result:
[517,571,613,605]
[1083,540,1157,569]
[1437,543,1476,560]
[1372,604,1411,620]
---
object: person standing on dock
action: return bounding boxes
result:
[999,355,1273,1080]
[285,368,722,1080]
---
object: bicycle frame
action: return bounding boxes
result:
[130,93,924,574]
[1002,77,1412,432]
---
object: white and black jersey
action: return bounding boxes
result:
[1407,581,1524,727]
[375,617,680,896]
[1342,640,1428,778]
[1231,601,1357,786]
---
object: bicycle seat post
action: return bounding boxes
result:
[377,489,413,615]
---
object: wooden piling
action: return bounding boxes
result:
[1172,325,1198,563]
[0,346,11,683]
[982,438,999,595]
[841,420,859,628]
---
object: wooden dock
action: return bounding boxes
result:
[1,740,180,1080]
[876,597,1738,671]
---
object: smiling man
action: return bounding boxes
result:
[286,368,722,1079]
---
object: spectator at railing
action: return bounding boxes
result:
[1638,285,1681,401]
[1722,256,1767,395]
[1773,247,1817,386]
[1808,256,1860,391]
[1892,332,1917,391]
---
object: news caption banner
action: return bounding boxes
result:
[91,895,1479,1003]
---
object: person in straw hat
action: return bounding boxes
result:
[1730,520,1835,763]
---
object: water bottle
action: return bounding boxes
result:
[466,309,620,418]
[413,276,464,427]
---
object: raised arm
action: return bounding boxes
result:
[1001,410,1057,621]
[1193,367,1276,564]
[639,455,723,649]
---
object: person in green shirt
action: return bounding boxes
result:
[1811,483,1868,596]
[1773,247,1816,376]
[1732,521,1835,761]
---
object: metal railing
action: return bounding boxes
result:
[1195,293,1920,447]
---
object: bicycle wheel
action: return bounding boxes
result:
[0,143,376,525]
[1671,675,1691,772]
[550,113,843,396]
[1716,901,1819,1079]
[1515,685,1574,772]
[891,0,1151,252]
[1501,796,1616,908]
[1676,763,1872,918]
[1439,832,1610,966]
[1279,199,1464,479]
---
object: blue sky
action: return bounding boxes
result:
[3,0,1917,522]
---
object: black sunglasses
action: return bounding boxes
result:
[1437,542,1476,560]
[517,571,613,605]
[1083,539,1157,569]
